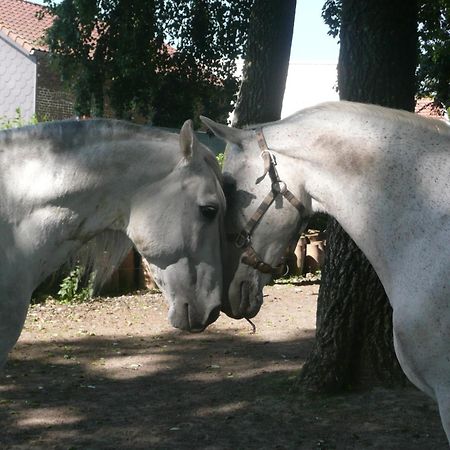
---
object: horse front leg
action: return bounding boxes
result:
[393,292,450,445]
[0,286,32,370]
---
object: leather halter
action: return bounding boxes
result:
[233,127,305,277]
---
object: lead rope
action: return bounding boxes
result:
[245,318,257,334]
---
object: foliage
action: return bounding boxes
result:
[0,108,39,129]
[216,152,224,168]
[322,0,342,39]
[417,0,450,106]
[57,265,94,303]
[42,0,253,126]
[275,272,322,285]
[322,0,450,108]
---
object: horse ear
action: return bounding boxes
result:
[200,116,248,145]
[179,119,197,161]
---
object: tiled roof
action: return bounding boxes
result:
[0,0,53,53]
[0,1,175,56]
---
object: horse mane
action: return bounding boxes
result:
[285,101,450,135]
[0,119,178,151]
[70,230,134,295]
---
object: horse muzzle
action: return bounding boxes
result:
[169,303,220,332]
[222,280,263,320]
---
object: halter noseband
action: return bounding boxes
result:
[233,128,305,277]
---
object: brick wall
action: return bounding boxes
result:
[35,51,76,121]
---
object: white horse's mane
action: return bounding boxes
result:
[0,119,178,151]
[70,230,134,295]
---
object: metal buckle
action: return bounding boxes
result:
[260,149,270,160]
[272,180,287,194]
[235,232,250,249]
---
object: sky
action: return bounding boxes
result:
[291,1,339,62]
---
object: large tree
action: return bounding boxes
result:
[43,0,252,126]
[232,0,297,127]
[323,0,450,109]
[298,0,418,391]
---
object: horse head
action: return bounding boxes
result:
[127,120,225,331]
[200,117,310,320]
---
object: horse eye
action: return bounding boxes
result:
[200,205,218,220]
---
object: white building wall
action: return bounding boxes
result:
[0,35,36,122]
[281,61,339,118]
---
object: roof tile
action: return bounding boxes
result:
[0,0,53,52]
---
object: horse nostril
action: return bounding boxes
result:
[206,305,221,326]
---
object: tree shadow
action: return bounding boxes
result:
[0,327,447,449]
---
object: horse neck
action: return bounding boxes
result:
[265,105,445,294]
[266,109,391,228]
[70,132,181,231]
[2,124,181,227]
[0,123,181,285]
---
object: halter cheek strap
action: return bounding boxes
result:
[234,128,306,277]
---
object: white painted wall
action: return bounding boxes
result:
[0,35,36,121]
[281,60,339,118]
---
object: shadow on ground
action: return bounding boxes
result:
[0,328,447,450]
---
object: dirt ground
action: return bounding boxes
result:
[0,282,447,449]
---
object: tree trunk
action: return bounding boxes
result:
[299,0,418,391]
[338,0,418,111]
[232,0,296,127]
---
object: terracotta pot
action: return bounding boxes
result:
[304,232,326,273]
[291,236,308,275]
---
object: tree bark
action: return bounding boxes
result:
[299,0,418,391]
[232,0,296,127]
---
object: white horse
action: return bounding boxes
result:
[201,101,450,442]
[0,118,225,369]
